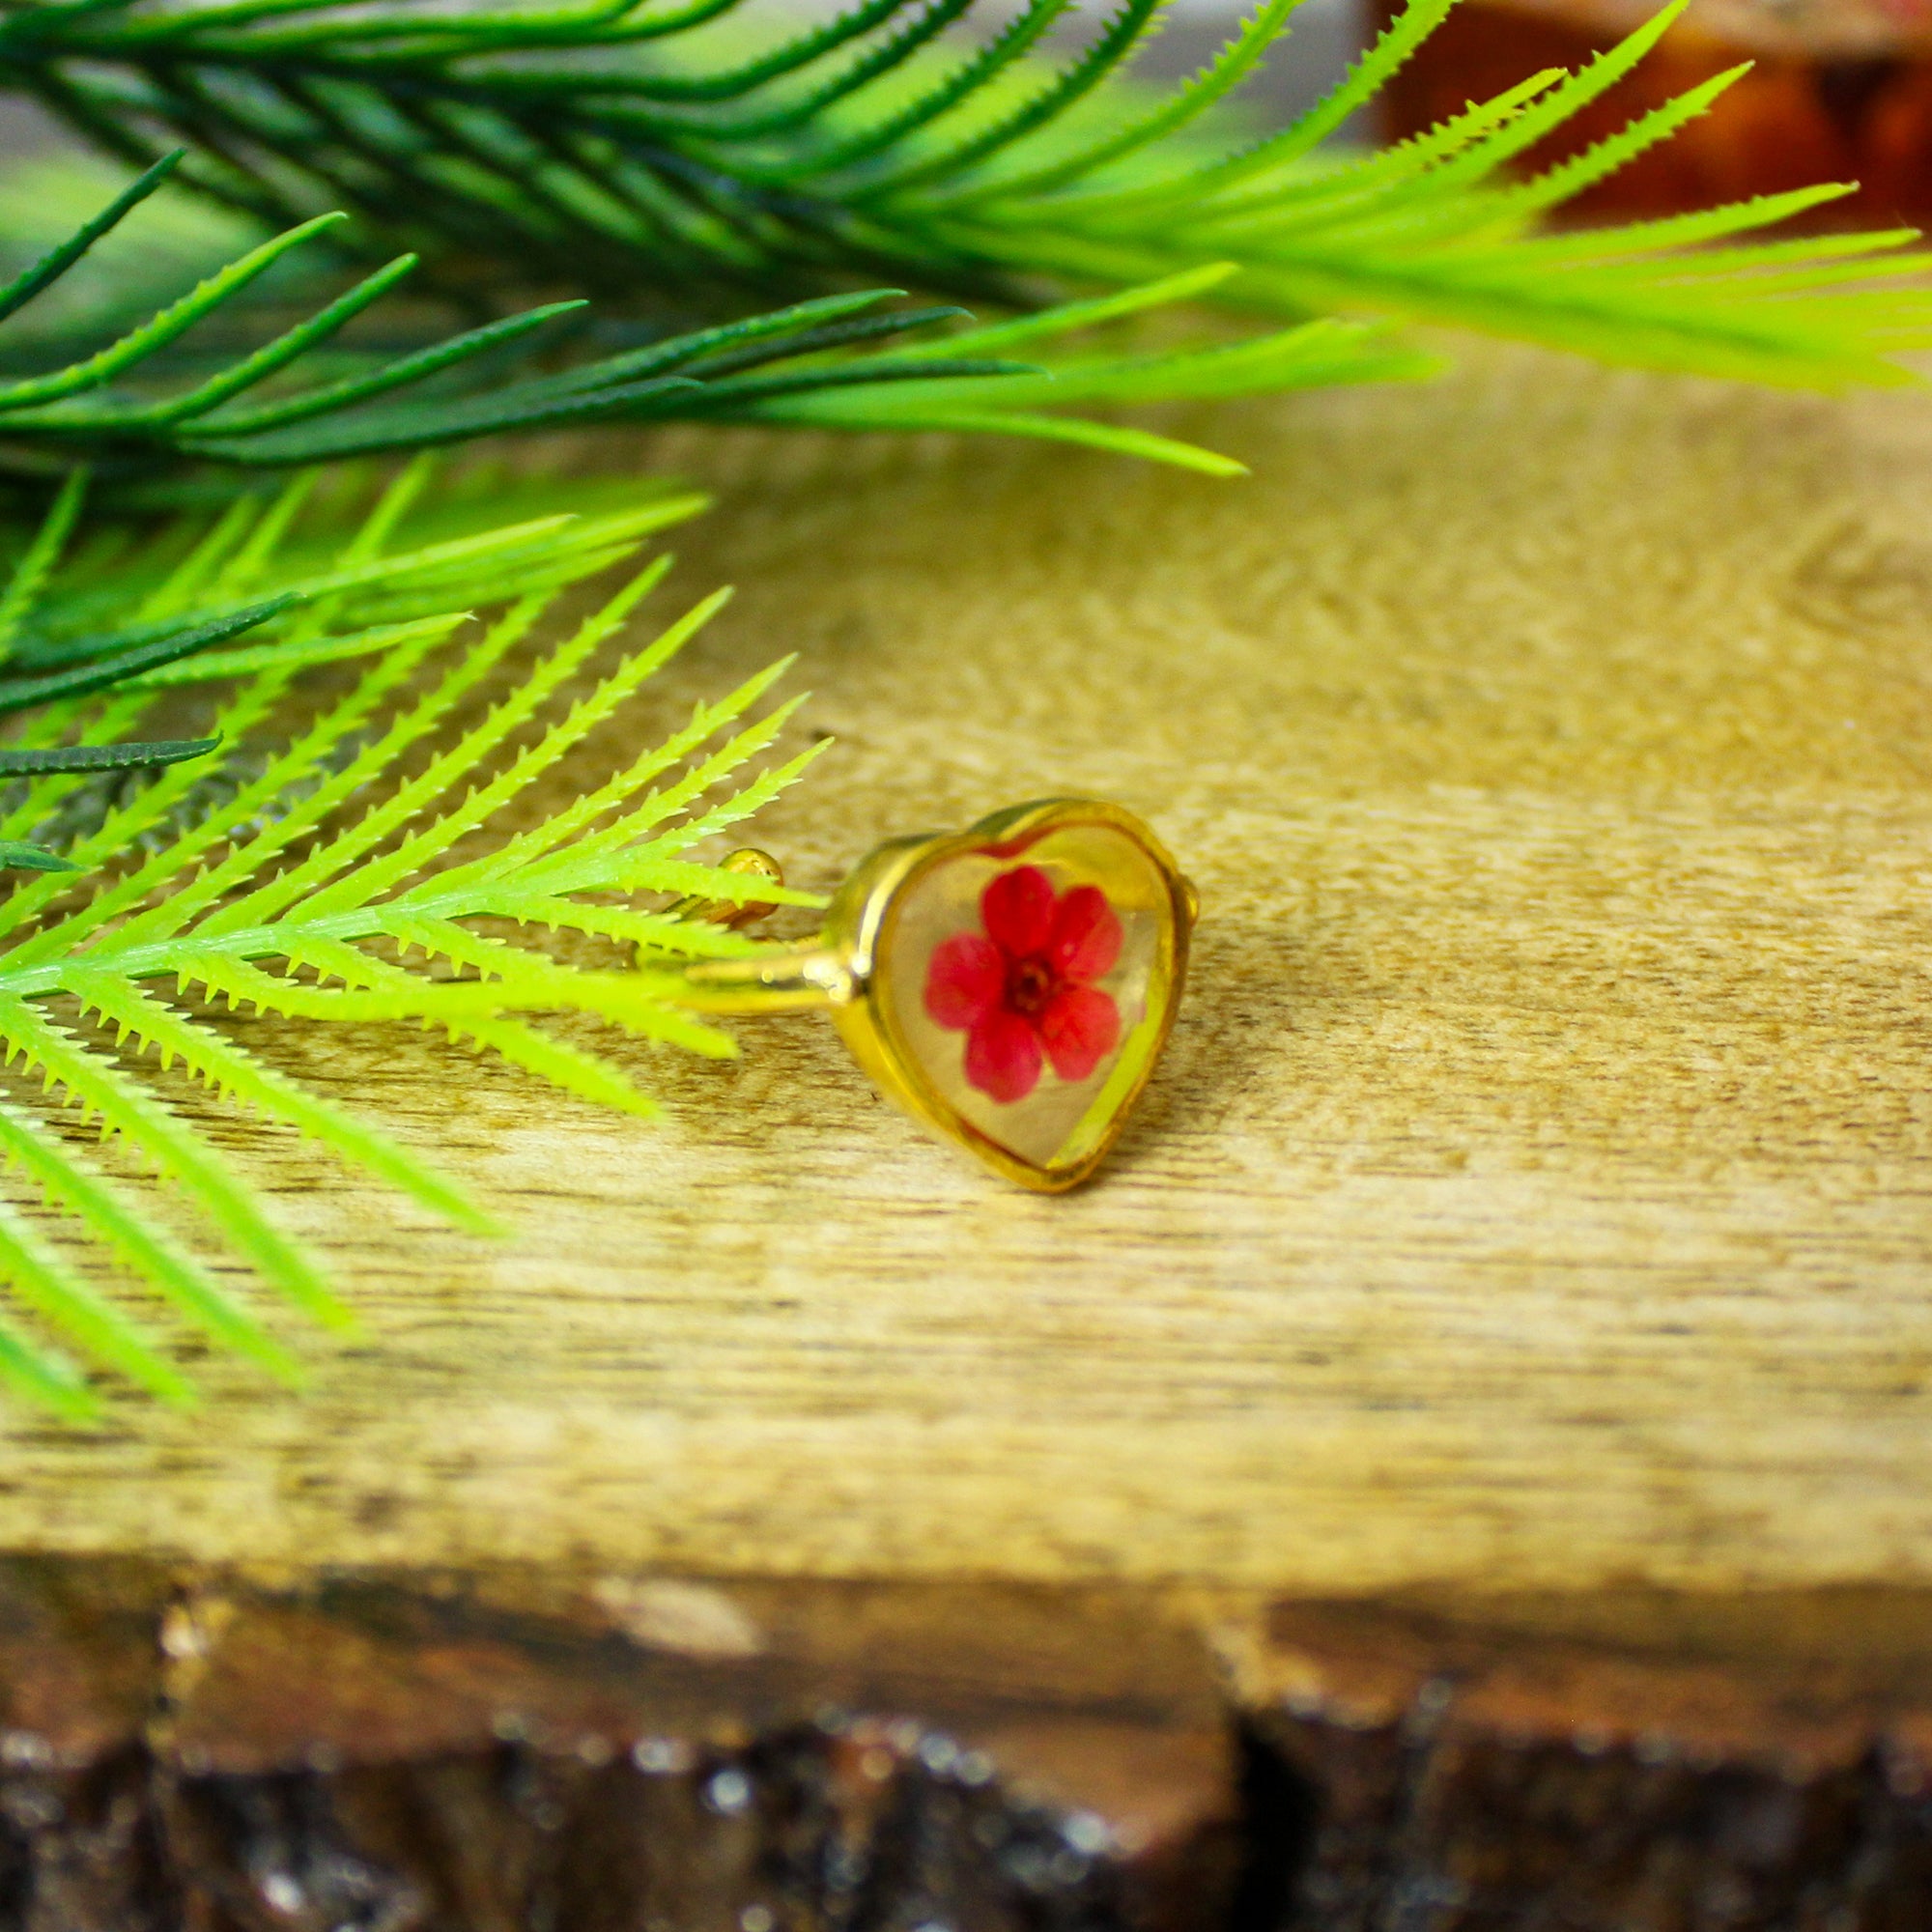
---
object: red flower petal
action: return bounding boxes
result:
[980,865,1055,959]
[924,932,1004,1030]
[965,1008,1044,1103]
[1049,883,1122,984]
[1038,984,1121,1084]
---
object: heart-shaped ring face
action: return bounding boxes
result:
[824,800,1196,1191]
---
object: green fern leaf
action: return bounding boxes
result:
[0,461,825,1411]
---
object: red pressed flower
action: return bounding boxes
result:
[923,865,1122,1103]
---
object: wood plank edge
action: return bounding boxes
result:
[7,1560,1932,1928]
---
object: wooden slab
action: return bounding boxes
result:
[8,333,1932,1918]
[0,1559,1241,1932]
[12,1563,1932,1927]
[1,344,1930,1608]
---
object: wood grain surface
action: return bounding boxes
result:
[1,344,1929,1598]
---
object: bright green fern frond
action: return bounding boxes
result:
[0,465,828,1412]
[0,0,1923,393]
[0,1097,300,1383]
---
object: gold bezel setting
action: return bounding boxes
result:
[822,798,1197,1192]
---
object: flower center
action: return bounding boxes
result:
[1007,954,1059,1016]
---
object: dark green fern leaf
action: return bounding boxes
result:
[0,145,1409,482]
[0,737,219,776]
[0,440,720,867]
[0,0,1925,388]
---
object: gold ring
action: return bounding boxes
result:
[661,798,1198,1192]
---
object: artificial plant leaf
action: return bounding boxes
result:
[0,735,219,774]
[0,150,1363,479]
[0,839,73,872]
[0,461,826,1414]
[0,0,1922,393]
[0,594,295,713]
